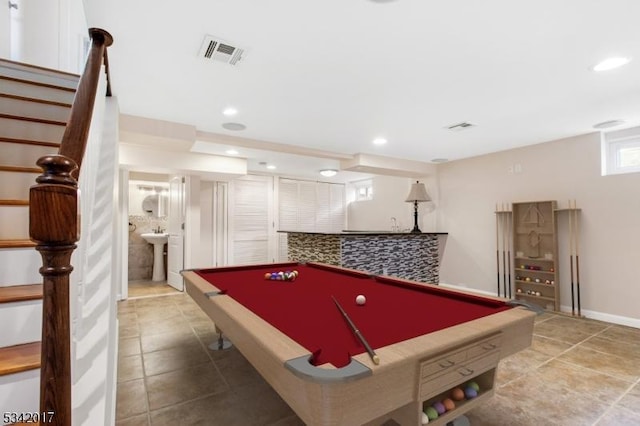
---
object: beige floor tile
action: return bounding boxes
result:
[497,373,610,426]
[533,359,633,404]
[149,393,244,426]
[617,382,640,415]
[143,341,211,377]
[214,349,264,388]
[496,347,552,385]
[534,318,604,345]
[116,379,148,420]
[137,317,193,338]
[596,406,640,425]
[119,322,141,339]
[119,337,142,358]
[530,334,574,357]
[115,412,150,426]
[140,329,200,354]
[557,346,640,382]
[146,362,229,410]
[598,324,640,342]
[580,335,640,361]
[118,354,145,383]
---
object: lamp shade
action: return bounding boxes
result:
[405,181,430,203]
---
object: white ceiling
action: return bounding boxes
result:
[86,0,640,172]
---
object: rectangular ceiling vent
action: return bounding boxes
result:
[446,122,476,132]
[198,35,245,66]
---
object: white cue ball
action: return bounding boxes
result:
[356,295,366,305]
[421,411,429,424]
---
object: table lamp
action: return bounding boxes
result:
[405,181,430,233]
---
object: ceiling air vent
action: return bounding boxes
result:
[198,35,245,66]
[446,122,476,132]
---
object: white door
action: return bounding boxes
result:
[167,175,185,290]
[229,175,274,265]
[0,0,13,58]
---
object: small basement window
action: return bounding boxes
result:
[602,126,640,175]
[353,179,373,201]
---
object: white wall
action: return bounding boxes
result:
[10,0,88,73]
[347,175,438,232]
[344,134,639,326]
[437,132,640,325]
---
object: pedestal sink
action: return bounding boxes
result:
[141,233,169,281]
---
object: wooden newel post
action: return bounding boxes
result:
[30,155,80,426]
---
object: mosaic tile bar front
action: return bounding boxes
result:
[285,232,445,283]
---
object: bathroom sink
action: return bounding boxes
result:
[141,233,168,245]
[141,233,168,281]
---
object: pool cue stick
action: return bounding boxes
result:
[507,204,512,299]
[568,200,575,315]
[502,203,507,298]
[573,200,581,316]
[495,203,501,297]
[331,296,379,365]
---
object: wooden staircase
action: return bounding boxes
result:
[0,59,79,416]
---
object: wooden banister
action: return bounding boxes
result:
[29,28,113,426]
[58,28,113,177]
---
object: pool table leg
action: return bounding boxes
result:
[208,326,233,351]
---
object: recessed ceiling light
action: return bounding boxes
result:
[431,158,449,163]
[593,119,625,129]
[320,169,338,177]
[266,164,276,170]
[223,107,238,116]
[225,149,239,155]
[372,138,387,146]
[592,57,632,72]
[222,122,246,131]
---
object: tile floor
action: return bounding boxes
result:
[116,292,640,426]
[128,280,181,298]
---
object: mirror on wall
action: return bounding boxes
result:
[142,193,168,217]
[129,180,169,218]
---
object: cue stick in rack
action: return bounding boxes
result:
[568,200,575,316]
[495,203,501,297]
[502,203,507,298]
[507,203,512,299]
[331,296,380,365]
[573,200,582,316]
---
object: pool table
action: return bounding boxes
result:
[182,262,535,426]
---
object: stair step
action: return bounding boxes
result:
[0,342,41,376]
[0,171,38,200]
[0,142,58,169]
[0,115,65,144]
[0,58,79,89]
[0,240,35,249]
[0,113,67,127]
[0,94,72,122]
[0,166,41,174]
[0,136,60,148]
[0,206,29,240]
[0,284,43,303]
[0,199,29,206]
[0,76,76,105]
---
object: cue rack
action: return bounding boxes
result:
[494,200,582,316]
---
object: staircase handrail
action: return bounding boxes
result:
[29,27,113,426]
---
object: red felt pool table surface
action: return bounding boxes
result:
[195,262,510,368]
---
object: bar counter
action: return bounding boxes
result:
[278,231,447,283]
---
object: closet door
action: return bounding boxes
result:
[229,175,274,265]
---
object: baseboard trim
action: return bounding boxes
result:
[438,282,640,329]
